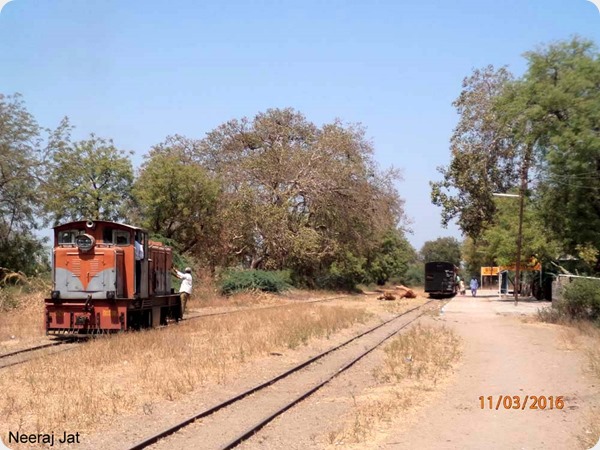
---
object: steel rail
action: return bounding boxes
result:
[0,340,70,360]
[126,300,438,450]
[0,345,78,370]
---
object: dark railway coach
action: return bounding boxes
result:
[45,220,181,334]
[424,261,458,299]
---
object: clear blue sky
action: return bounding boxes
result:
[1,0,599,249]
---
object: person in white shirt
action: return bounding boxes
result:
[134,239,144,260]
[172,266,193,317]
[134,238,144,295]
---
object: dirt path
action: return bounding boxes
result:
[384,291,600,450]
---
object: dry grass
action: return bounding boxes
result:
[0,303,369,439]
[537,318,600,447]
[579,410,600,449]
[0,290,46,346]
[187,274,342,310]
[374,324,461,385]
[327,324,461,446]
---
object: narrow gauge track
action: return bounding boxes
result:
[0,338,83,370]
[0,295,350,370]
[127,299,442,450]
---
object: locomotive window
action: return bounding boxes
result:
[114,231,130,246]
[103,227,113,243]
[58,230,79,244]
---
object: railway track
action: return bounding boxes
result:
[126,299,443,450]
[0,294,351,370]
[0,338,83,370]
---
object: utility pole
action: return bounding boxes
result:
[514,145,532,306]
[493,145,531,306]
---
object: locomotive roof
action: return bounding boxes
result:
[53,220,147,233]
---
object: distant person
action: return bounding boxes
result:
[459,279,466,296]
[470,277,479,297]
[172,266,193,317]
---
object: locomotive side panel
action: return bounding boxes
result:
[148,242,172,296]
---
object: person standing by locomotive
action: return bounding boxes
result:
[172,266,193,317]
[134,234,144,295]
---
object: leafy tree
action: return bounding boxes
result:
[481,196,560,267]
[366,229,416,285]
[420,237,462,266]
[0,94,40,239]
[403,262,425,287]
[132,144,221,259]
[510,38,600,270]
[189,108,406,285]
[0,93,52,275]
[461,236,493,279]
[433,38,600,274]
[431,66,519,239]
[42,135,134,224]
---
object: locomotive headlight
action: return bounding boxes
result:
[75,234,95,252]
[106,290,116,299]
[51,290,60,299]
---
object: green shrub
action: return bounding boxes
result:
[401,262,425,287]
[219,269,291,295]
[316,252,368,290]
[559,278,600,320]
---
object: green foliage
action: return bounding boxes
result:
[431,66,518,239]
[42,134,134,224]
[420,237,462,266]
[461,237,493,280]
[576,243,599,273]
[158,108,407,286]
[482,197,560,267]
[366,230,416,285]
[433,38,600,273]
[319,251,369,290]
[557,278,600,321]
[219,269,291,295]
[402,262,425,287]
[0,93,66,275]
[508,38,600,269]
[132,145,221,260]
[0,233,50,277]
[0,94,40,238]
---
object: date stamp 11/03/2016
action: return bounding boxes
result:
[479,395,565,410]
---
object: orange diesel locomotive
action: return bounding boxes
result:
[45,220,182,333]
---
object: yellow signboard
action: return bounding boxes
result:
[498,263,542,272]
[480,266,500,276]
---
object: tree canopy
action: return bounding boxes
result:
[42,134,134,225]
[132,141,221,260]
[419,237,462,266]
[150,108,410,285]
[432,37,600,273]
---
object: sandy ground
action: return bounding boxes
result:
[4,290,598,450]
[383,290,600,450]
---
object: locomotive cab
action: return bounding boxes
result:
[45,220,181,334]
